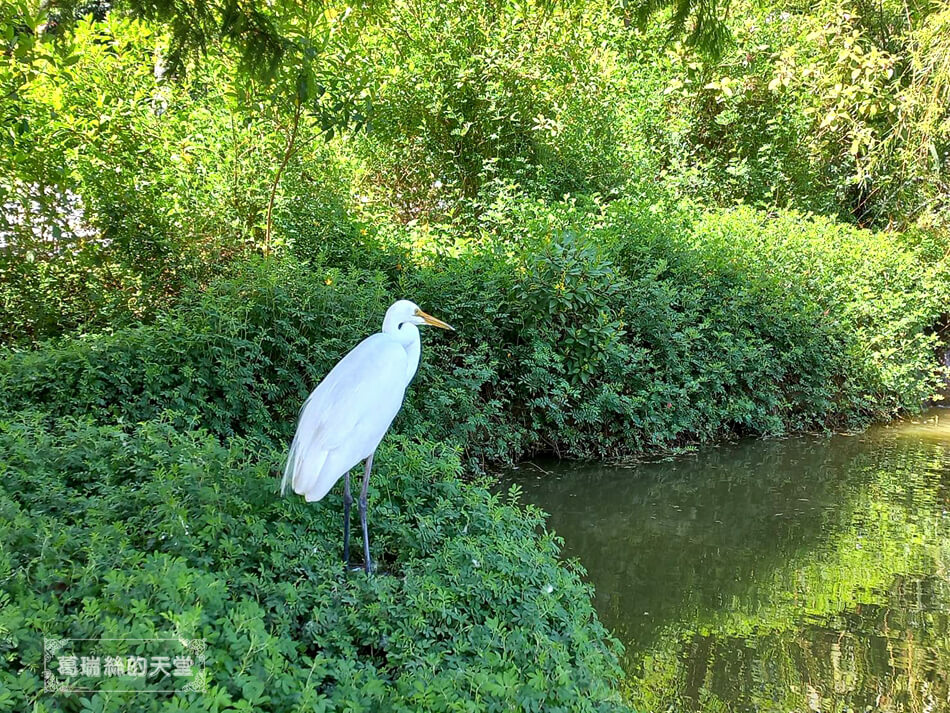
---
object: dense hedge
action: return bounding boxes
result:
[0,417,627,712]
[2,202,946,467]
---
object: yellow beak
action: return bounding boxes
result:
[415,308,455,331]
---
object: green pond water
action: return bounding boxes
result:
[502,407,950,713]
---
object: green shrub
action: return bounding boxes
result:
[352,0,625,221]
[0,262,387,445]
[614,0,950,230]
[401,202,947,461]
[616,12,835,219]
[676,207,950,416]
[3,202,944,469]
[0,414,628,711]
[0,15,358,346]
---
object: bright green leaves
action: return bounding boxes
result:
[515,233,628,387]
[351,0,624,221]
[0,417,629,711]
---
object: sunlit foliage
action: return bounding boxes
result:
[0,0,948,708]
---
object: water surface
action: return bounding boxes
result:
[503,407,950,712]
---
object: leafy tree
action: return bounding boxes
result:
[618,0,733,54]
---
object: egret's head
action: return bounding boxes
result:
[384,300,454,332]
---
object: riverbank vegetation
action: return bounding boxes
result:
[2,0,948,709]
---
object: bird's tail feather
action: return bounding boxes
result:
[282,392,319,496]
[282,434,331,501]
[294,448,329,501]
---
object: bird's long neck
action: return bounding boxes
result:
[382,320,421,385]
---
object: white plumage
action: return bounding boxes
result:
[281,300,453,511]
[282,333,409,501]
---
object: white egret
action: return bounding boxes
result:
[281,300,454,573]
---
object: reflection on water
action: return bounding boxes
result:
[503,408,950,713]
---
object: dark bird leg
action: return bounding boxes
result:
[359,452,375,574]
[343,470,353,570]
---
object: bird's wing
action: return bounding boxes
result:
[282,333,409,502]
